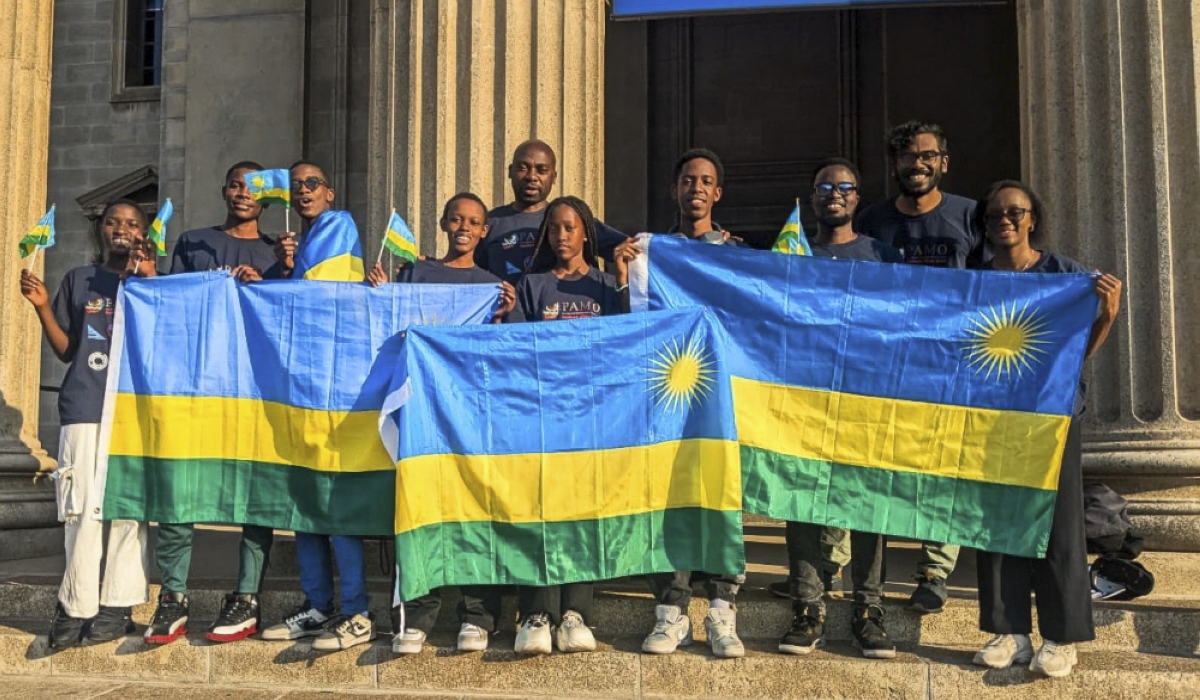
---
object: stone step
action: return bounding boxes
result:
[1,624,1198,699]
[3,580,1199,655]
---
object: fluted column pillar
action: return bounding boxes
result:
[0,0,59,559]
[367,0,606,256]
[1018,0,1200,550]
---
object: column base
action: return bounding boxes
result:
[0,526,62,561]
[1084,441,1200,552]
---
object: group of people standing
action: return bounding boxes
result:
[18,119,1121,680]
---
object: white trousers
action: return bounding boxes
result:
[56,423,148,618]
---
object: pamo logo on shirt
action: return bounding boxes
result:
[87,352,108,371]
[85,298,105,314]
[541,300,601,320]
[900,238,959,267]
[501,231,538,250]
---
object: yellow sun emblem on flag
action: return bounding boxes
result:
[252,175,266,188]
[964,301,1051,381]
[649,334,716,412]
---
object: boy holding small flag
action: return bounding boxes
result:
[144,161,284,648]
[260,160,375,652]
[19,199,156,650]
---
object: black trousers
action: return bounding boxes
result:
[976,420,1095,643]
[646,570,744,607]
[786,521,886,607]
[517,583,594,625]
[401,585,502,634]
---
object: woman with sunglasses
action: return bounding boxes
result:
[970,180,1121,678]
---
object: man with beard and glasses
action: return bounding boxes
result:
[778,158,902,661]
[856,121,984,615]
[474,139,626,284]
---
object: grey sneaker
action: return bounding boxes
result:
[312,612,376,652]
[554,610,596,653]
[392,628,425,655]
[1030,640,1078,678]
[703,607,745,659]
[261,605,331,641]
[641,604,692,654]
[973,634,1034,669]
[514,613,552,655]
[456,622,488,652]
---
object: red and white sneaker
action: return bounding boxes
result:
[144,592,189,645]
[206,593,260,642]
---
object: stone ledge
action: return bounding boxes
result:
[1,632,1199,699]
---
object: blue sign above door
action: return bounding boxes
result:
[612,0,1000,18]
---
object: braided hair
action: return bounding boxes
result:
[527,195,599,274]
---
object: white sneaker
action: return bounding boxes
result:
[704,607,744,658]
[514,613,552,655]
[457,622,488,652]
[641,604,692,654]
[973,634,1034,669]
[554,610,596,653]
[312,612,376,652]
[1030,640,1078,678]
[261,606,330,641]
[392,628,425,655]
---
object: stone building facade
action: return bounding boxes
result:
[2,0,1199,557]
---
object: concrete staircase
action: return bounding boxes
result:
[1,522,1198,699]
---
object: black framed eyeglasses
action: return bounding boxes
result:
[895,150,943,165]
[984,208,1029,225]
[813,182,858,197]
[290,177,328,193]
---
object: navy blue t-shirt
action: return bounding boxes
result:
[475,205,627,284]
[857,193,982,269]
[810,235,903,263]
[396,259,501,285]
[51,265,121,425]
[508,267,623,322]
[169,226,281,276]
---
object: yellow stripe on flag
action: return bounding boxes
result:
[109,393,392,473]
[732,376,1068,491]
[396,438,742,533]
[303,253,366,282]
[386,229,418,258]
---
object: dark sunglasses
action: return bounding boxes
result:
[984,208,1029,225]
[290,177,328,193]
[813,182,858,196]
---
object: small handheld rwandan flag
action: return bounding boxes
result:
[383,210,418,264]
[147,199,173,256]
[772,201,811,255]
[245,169,290,208]
[18,205,56,258]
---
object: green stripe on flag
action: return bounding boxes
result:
[739,445,1057,557]
[103,456,394,536]
[394,507,745,601]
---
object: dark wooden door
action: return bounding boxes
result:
[644,2,1019,247]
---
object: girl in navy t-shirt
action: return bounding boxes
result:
[969,180,1122,679]
[20,199,156,650]
[507,196,623,655]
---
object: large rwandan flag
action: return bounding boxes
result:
[630,235,1098,557]
[293,210,366,282]
[380,307,745,601]
[98,271,497,535]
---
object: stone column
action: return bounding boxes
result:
[0,0,59,559]
[1018,0,1200,550]
[367,0,606,257]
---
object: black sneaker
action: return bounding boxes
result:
[778,603,825,655]
[908,574,948,614]
[85,605,134,644]
[144,592,189,645]
[852,605,896,659]
[48,602,88,651]
[206,593,260,642]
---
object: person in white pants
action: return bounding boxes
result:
[20,199,154,650]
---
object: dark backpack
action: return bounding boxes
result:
[1083,483,1144,559]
